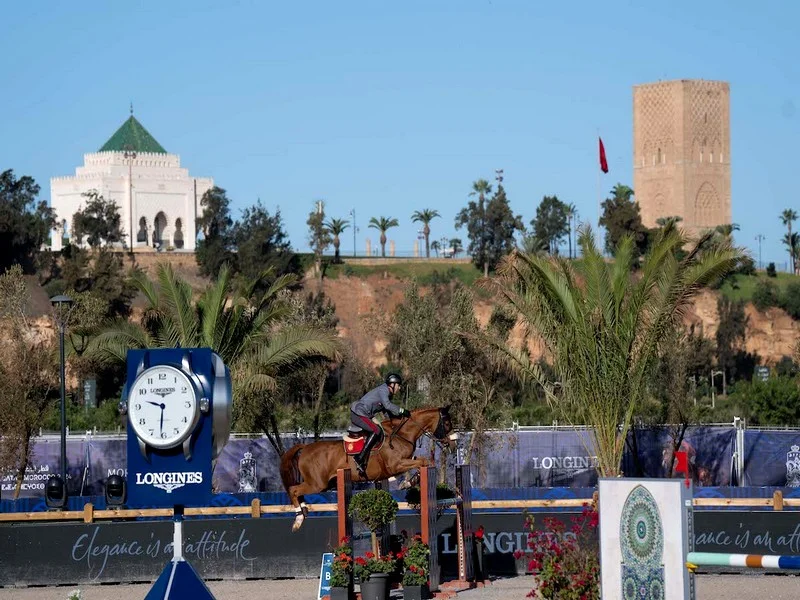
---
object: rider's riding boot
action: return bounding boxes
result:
[356,432,380,478]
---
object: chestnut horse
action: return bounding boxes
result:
[279,406,455,531]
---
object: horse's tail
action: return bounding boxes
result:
[279,444,304,491]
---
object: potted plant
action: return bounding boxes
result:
[401,534,430,600]
[348,489,400,600]
[353,551,398,600]
[330,537,354,600]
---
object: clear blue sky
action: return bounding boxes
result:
[1,1,798,265]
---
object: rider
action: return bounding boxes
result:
[350,373,410,478]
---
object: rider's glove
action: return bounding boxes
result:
[399,408,410,418]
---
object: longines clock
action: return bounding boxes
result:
[121,348,232,508]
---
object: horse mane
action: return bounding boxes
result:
[379,406,442,431]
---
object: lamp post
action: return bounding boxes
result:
[711,369,725,409]
[349,208,357,257]
[123,144,137,250]
[50,294,73,490]
[755,234,765,270]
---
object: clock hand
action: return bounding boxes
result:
[160,408,164,434]
[147,401,161,408]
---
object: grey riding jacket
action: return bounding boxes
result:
[351,383,404,418]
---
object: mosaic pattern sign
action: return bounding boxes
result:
[599,479,694,600]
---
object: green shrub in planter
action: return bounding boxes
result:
[348,489,398,533]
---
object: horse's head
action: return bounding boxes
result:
[409,405,457,451]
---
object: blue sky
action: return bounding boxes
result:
[1,1,798,265]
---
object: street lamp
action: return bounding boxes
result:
[710,369,725,409]
[349,208,357,257]
[123,144,137,250]
[755,234,765,270]
[50,294,73,504]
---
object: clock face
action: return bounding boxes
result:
[128,365,199,449]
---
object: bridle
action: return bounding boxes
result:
[388,409,453,452]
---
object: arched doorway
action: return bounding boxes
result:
[174,218,184,249]
[137,217,148,243]
[153,212,167,247]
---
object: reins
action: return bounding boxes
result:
[388,413,450,452]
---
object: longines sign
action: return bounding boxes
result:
[0,510,793,586]
[134,471,204,494]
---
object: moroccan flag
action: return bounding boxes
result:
[598,137,609,173]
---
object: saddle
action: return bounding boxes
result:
[342,428,383,456]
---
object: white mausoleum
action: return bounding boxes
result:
[50,113,213,252]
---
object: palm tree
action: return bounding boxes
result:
[714,223,740,240]
[565,203,577,259]
[449,238,463,258]
[469,180,492,276]
[784,232,800,274]
[368,216,399,257]
[411,209,441,258]
[488,224,742,477]
[325,218,349,264]
[430,240,441,257]
[781,209,798,273]
[655,216,683,229]
[89,263,339,452]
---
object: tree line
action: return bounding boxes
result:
[1,167,799,493]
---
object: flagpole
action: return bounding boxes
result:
[597,130,603,253]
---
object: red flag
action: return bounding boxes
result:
[675,451,688,476]
[598,137,609,173]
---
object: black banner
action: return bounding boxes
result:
[693,511,800,555]
[1,510,796,586]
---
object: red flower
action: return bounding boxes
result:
[475,525,485,540]
[365,551,374,559]
[355,557,366,566]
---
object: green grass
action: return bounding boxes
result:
[718,272,798,303]
[322,260,482,286]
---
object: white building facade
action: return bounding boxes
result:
[50,114,213,252]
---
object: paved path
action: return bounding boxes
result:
[1,574,799,599]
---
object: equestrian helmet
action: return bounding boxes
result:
[385,373,403,386]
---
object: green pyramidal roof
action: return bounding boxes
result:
[99,115,167,154]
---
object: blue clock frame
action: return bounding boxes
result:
[124,347,228,509]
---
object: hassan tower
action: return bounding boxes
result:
[633,79,731,236]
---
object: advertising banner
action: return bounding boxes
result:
[621,426,734,486]
[742,430,800,487]
[1,508,795,587]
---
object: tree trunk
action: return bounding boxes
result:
[13,434,32,500]
[568,218,573,259]
[381,233,387,257]
[483,261,488,277]
[333,236,340,263]
[260,414,286,455]
[424,225,430,258]
[312,374,326,441]
[666,423,688,479]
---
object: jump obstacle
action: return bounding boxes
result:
[335,465,475,593]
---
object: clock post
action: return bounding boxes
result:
[120,347,232,599]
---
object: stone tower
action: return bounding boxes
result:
[633,80,731,236]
